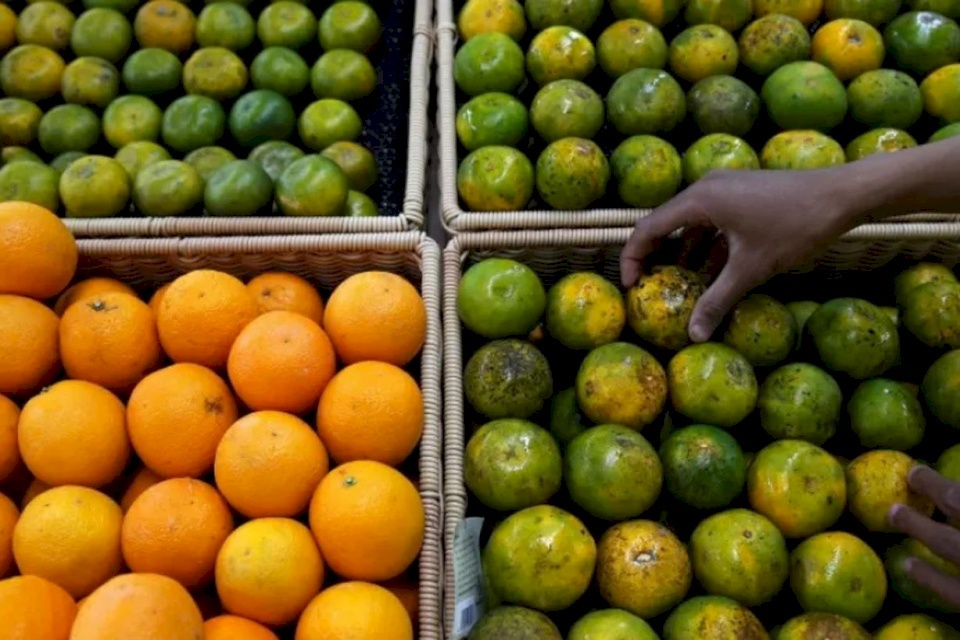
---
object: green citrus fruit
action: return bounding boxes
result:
[319,141,377,192]
[0,161,60,211]
[161,95,226,153]
[16,2,76,51]
[248,140,305,181]
[182,46,248,100]
[297,99,362,150]
[228,89,296,147]
[61,57,120,107]
[275,154,349,216]
[203,159,273,216]
[114,140,171,180]
[250,46,309,96]
[103,95,162,148]
[310,49,377,101]
[0,98,42,147]
[60,155,131,218]
[71,7,133,63]
[183,146,236,182]
[0,44,65,101]
[38,104,101,155]
[343,190,378,217]
[133,159,204,217]
[457,258,546,339]
[121,47,182,95]
[195,1,255,50]
[318,0,382,52]
[257,1,316,49]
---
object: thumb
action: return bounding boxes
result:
[688,257,756,343]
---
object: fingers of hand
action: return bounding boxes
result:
[901,557,960,610]
[910,465,960,519]
[620,198,698,288]
[688,253,761,344]
[889,503,960,567]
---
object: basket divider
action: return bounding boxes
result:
[417,234,446,640]
[441,236,468,636]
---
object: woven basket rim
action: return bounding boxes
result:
[78,232,444,640]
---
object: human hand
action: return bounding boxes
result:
[888,465,960,610]
[620,168,859,343]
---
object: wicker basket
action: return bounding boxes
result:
[435,0,960,233]
[75,232,443,639]
[65,0,434,239]
[441,224,960,637]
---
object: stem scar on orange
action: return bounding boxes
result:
[309,460,425,582]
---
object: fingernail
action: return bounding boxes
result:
[947,487,960,514]
[908,464,928,482]
[690,323,709,343]
[888,503,903,525]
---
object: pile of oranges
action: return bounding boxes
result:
[0,201,428,640]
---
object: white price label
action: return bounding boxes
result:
[452,517,485,639]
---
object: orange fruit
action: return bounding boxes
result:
[295,581,414,640]
[0,492,18,577]
[18,380,130,489]
[811,19,884,82]
[53,277,137,316]
[317,361,423,466]
[20,478,50,509]
[12,485,123,598]
[157,270,258,369]
[148,283,170,316]
[215,517,324,627]
[214,411,329,518]
[119,467,163,513]
[133,0,197,54]
[227,310,337,414]
[128,363,238,478]
[309,460,424,582]
[204,615,280,640]
[0,575,77,640]
[121,478,234,589]
[70,573,204,640]
[59,292,162,393]
[246,272,324,324]
[382,578,419,627]
[0,294,60,396]
[0,394,19,483]
[0,201,77,300]
[323,271,426,366]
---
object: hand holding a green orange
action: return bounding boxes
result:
[621,135,960,343]
[620,167,855,342]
